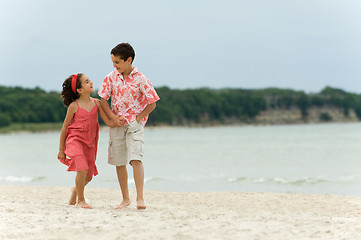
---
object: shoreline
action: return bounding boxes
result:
[0,121,360,134]
[1,185,361,239]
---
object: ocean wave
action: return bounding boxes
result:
[101,174,361,186]
[228,175,361,185]
[144,177,163,183]
[251,177,326,185]
[228,177,247,182]
[0,175,45,183]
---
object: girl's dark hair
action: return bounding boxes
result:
[61,73,83,106]
[111,43,135,63]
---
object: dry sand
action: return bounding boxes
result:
[1,185,361,240]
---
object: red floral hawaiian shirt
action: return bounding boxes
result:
[98,67,160,125]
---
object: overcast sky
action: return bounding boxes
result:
[1,0,361,93]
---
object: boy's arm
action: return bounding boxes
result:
[136,102,157,123]
[100,98,124,127]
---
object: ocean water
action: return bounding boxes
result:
[1,123,361,196]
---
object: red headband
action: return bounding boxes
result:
[71,74,79,93]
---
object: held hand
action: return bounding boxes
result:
[117,115,125,126]
[111,115,122,127]
[58,151,66,161]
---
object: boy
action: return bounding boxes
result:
[98,43,160,209]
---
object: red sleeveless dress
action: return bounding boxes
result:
[59,99,99,177]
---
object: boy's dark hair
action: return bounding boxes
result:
[111,43,135,63]
[61,73,83,106]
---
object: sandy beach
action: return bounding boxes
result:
[1,186,361,240]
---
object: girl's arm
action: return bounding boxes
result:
[57,103,77,161]
[100,98,125,127]
[96,99,115,127]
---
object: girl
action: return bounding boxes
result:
[58,73,114,209]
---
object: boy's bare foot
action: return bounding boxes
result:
[137,199,146,210]
[114,200,131,210]
[77,200,92,209]
[68,187,77,205]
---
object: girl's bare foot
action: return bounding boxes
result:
[137,199,146,210]
[77,200,92,209]
[114,200,131,210]
[68,187,77,205]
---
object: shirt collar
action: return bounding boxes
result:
[116,66,138,78]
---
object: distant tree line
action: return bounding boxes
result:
[0,86,66,127]
[0,85,361,127]
[252,86,361,120]
[150,87,267,125]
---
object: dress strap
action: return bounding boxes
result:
[75,101,80,107]
[93,99,98,107]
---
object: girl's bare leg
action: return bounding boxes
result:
[75,170,92,209]
[131,160,146,209]
[69,175,92,205]
[115,165,131,209]
[68,187,77,205]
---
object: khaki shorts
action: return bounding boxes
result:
[108,120,144,166]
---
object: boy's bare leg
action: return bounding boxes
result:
[131,160,146,209]
[75,170,92,209]
[69,175,92,205]
[115,165,131,209]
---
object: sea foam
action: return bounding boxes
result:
[0,175,44,183]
